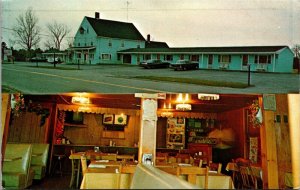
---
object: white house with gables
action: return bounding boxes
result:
[68,12,146,64]
[68,12,295,73]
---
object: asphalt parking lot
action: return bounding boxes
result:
[2,62,299,94]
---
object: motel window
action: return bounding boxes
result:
[91,42,93,46]
[108,40,112,47]
[242,55,248,66]
[218,55,231,63]
[121,41,125,47]
[117,54,121,61]
[255,55,272,64]
[157,54,160,60]
[101,54,112,60]
[191,55,199,62]
[166,55,173,61]
[208,54,213,65]
[137,44,140,48]
[180,54,184,60]
[78,43,80,47]
[87,27,89,34]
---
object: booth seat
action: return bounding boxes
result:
[30,143,50,180]
[2,143,35,189]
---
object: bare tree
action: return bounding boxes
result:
[293,45,300,58]
[13,8,41,51]
[47,21,70,50]
[44,40,54,50]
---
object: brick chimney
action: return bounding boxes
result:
[147,34,150,43]
[95,12,100,19]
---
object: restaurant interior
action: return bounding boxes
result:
[1,93,299,189]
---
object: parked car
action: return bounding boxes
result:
[170,60,199,71]
[30,57,47,62]
[47,57,62,64]
[139,59,170,69]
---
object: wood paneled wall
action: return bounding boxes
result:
[273,94,292,188]
[218,108,246,159]
[156,117,167,148]
[63,113,141,147]
[8,104,53,143]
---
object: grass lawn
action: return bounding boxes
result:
[131,76,251,88]
[27,65,81,70]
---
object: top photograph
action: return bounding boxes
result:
[2,0,300,94]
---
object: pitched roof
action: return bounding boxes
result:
[118,46,289,54]
[145,41,169,48]
[85,17,145,41]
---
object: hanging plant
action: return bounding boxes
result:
[249,100,263,128]
[28,102,50,127]
[11,93,26,117]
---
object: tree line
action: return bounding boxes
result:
[3,8,71,60]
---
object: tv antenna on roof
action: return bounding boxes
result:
[126,1,130,21]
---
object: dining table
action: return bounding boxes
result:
[155,162,233,189]
[69,151,135,188]
[80,160,138,189]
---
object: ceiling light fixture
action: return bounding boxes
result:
[175,93,192,111]
[72,93,90,104]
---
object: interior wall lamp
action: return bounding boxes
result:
[198,93,220,100]
[175,93,192,111]
[72,93,90,104]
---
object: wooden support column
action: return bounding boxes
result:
[1,94,11,167]
[288,94,300,189]
[135,93,165,164]
[260,95,279,189]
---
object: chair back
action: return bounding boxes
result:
[209,162,222,174]
[176,153,191,164]
[198,159,203,167]
[179,166,209,189]
[81,155,88,175]
[31,143,49,166]
[3,143,32,174]
[101,154,117,161]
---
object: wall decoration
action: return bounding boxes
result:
[249,137,258,163]
[114,114,127,125]
[263,94,276,111]
[103,114,114,125]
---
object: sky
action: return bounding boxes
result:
[1,0,300,50]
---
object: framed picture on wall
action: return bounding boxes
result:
[103,114,114,125]
[114,114,127,125]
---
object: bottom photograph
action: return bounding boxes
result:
[1,93,299,189]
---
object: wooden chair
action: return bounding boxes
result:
[238,165,257,189]
[69,149,80,188]
[157,166,180,176]
[81,155,88,176]
[176,153,191,164]
[179,166,209,189]
[156,152,168,163]
[198,159,203,167]
[101,154,117,161]
[208,162,222,174]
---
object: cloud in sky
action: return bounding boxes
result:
[2,0,300,49]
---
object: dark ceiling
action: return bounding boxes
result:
[25,93,259,113]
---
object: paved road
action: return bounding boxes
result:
[2,62,299,94]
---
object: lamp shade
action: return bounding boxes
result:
[208,127,235,149]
